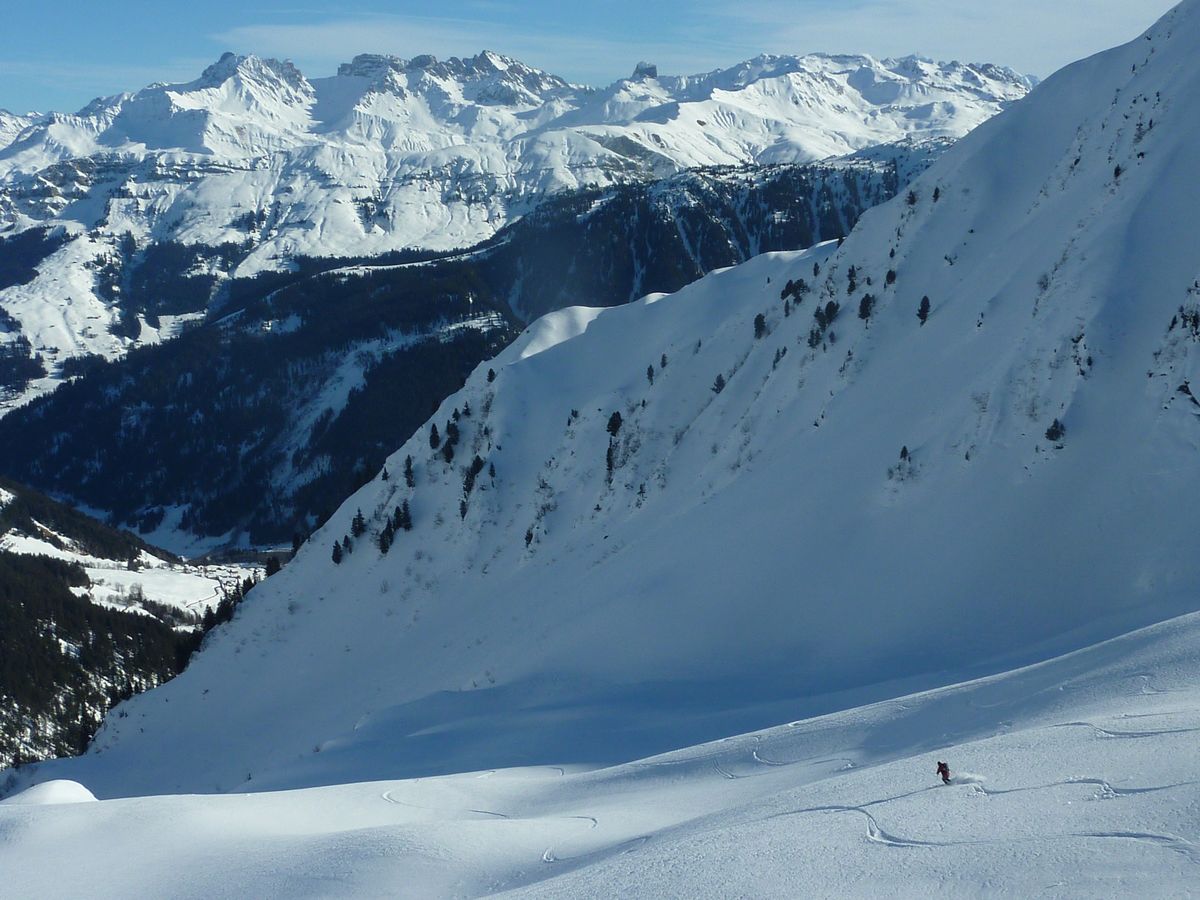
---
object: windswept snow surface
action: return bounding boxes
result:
[4,610,1200,896]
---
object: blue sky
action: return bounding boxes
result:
[0,0,1178,113]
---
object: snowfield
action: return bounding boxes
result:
[3,609,1199,897]
[4,1,1199,894]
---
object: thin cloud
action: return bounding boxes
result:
[0,59,211,112]
[693,0,1176,77]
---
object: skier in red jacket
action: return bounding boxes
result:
[936,761,951,784]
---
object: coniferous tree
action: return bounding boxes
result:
[331,542,343,565]
[1045,418,1066,442]
[487,368,496,383]
[429,423,440,449]
[660,353,668,369]
[607,411,623,437]
[381,466,389,481]
[463,455,486,495]
[404,455,415,488]
[342,535,353,555]
[886,269,897,286]
[858,294,876,322]
[351,509,366,538]
[918,296,931,325]
[378,522,394,554]
[395,499,413,531]
[646,365,654,385]
[265,556,282,577]
[754,313,767,339]
[712,373,726,394]
[442,441,455,464]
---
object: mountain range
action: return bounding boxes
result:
[0,50,1031,411]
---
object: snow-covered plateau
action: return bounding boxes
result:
[5,0,1200,893]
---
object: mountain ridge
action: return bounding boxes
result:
[0,48,1030,410]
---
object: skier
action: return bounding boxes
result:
[936,761,951,784]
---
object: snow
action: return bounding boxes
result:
[9,0,1198,804]
[0,519,257,615]
[0,49,1030,411]
[0,780,96,806]
[4,3,1199,893]
[3,609,1199,896]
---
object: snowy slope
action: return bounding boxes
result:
[0,50,1029,410]
[0,111,36,150]
[0,155,911,547]
[4,607,1200,896]
[17,0,1200,806]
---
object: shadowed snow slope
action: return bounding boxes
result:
[16,1,1200,816]
[4,607,1200,896]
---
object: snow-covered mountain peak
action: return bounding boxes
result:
[195,51,310,94]
[631,61,658,80]
[0,44,1030,409]
[332,49,580,105]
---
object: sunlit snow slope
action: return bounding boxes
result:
[21,0,1200,806]
[4,608,1200,896]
